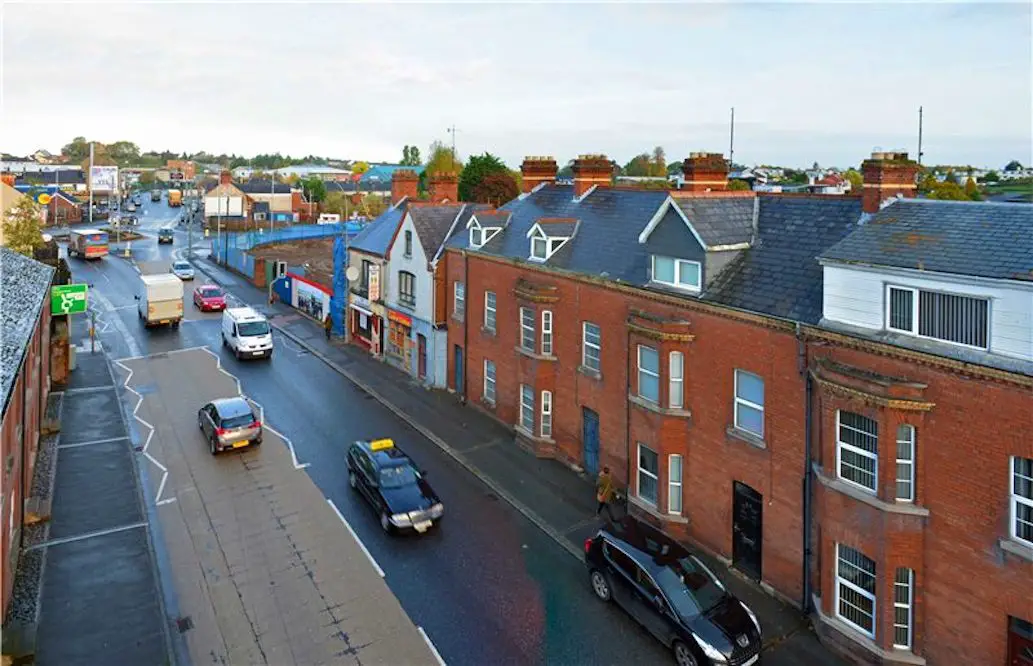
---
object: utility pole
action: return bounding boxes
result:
[917,106,925,166]
[446,125,459,171]
[729,107,736,169]
[88,142,94,227]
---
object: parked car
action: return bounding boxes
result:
[157,228,174,244]
[171,260,194,280]
[197,396,261,454]
[346,438,443,533]
[193,285,226,311]
[122,214,138,226]
[584,516,762,666]
[133,195,143,206]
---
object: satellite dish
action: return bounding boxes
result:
[42,233,52,242]
[346,266,360,282]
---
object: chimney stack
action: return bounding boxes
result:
[861,150,919,214]
[572,155,612,198]
[391,169,419,205]
[428,171,459,203]
[0,173,15,188]
[219,170,232,186]
[681,152,728,192]
[520,156,558,194]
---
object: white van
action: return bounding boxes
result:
[221,307,273,360]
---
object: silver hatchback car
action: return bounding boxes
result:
[197,397,262,454]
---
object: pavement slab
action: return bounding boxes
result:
[119,347,437,666]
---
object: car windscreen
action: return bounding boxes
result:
[653,555,727,619]
[379,464,419,489]
[201,288,222,298]
[220,412,255,429]
[237,321,269,337]
[173,262,191,270]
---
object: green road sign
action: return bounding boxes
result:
[51,284,89,315]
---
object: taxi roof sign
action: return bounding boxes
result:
[369,438,394,451]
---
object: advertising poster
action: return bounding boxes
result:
[90,166,119,192]
[290,273,331,322]
[368,265,381,301]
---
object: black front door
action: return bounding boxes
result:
[732,481,763,580]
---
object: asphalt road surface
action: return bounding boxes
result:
[67,235,672,664]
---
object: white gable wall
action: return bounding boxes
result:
[385,212,433,324]
[822,263,1033,361]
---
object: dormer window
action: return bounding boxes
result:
[467,218,501,249]
[527,225,571,262]
[651,256,701,292]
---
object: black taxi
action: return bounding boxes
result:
[346,438,443,534]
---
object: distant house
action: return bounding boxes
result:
[203,171,251,222]
[47,191,83,225]
[231,166,254,180]
[269,164,353,182]
[239,179,293,215]
[808,172,850,195]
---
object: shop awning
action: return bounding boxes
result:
[349,302,374,317]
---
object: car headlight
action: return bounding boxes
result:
[741,601,761,634]
[692,635,727,664]
[429,503,444,518]
[390,513,412,526]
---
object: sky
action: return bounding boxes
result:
[1,1,1030,170]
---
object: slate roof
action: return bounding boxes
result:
[820,198,1033,282]
[409,203,492,260]
[238,179,292,194]
[470,211,511,227]
[534,218,578,236]
[706,196,863,323]
[349,202,406,257]
[671,195,756,247]
[15,170,85,185]
[1,248,55,413]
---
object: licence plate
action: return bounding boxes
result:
[743,655,758,666]
[232,441,249,449]
[413,520,432,533]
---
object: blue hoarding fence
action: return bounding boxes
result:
[210,222,364,279]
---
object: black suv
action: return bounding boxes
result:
[585,517,762,666]
[157,228,174,244]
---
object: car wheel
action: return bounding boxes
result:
[379,511,392,533]
[252,436,262,447]
[672,641,698,666]
[209,434,217,456]
[348,470,358,489]
[197,413,203,430]
[590,570,612,602]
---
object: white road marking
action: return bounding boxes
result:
[113,359,176,507]
[326,498,385,578]
[199,346,309,470]
[58,436,129,450]
[90,287,142,358]
[417,627,447,666]
[26,521,148,552]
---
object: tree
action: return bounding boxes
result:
[401,145,421,166]
[623,153,652,177]
[470,172,519,206]
[918,172,938,194]
[322,191,352,218]
[458,152,509,202]
[106,141,140,165]
[359,194,387,218]
[138,171,155,185]
[648,146,667,178]
[964,177,981,200]
[1004,160,1023,172]
[351,161,370,175]
[728,179,751,192]
[927,181,969,201]
[61,136,90,162]
[301,177,327,203]
[3,196,45,257]
[844,169,863,192]
[944,169,959,184]
[422,141,463,194]
[983,170,1000,183]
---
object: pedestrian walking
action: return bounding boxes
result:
[596,466,616,521]
[324,313,333,340]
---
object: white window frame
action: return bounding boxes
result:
[651,255,702,293]
[637,345,660,403]
[483,359,496,405]
[885,283,990,350]
[836,410,879,494]
[540,390,552,439]
[469,223,483,249]
[484,290,496,332]
[893,567,914,650]
[733,369,764,438]
[404,229,413,257]
[895,425,915,502]
[453,281,465,318]
[835,544,877,639]
[519,306,535,352]
[637,443,659,506]
[668,352,684,409]
[582,322,601,371]
[530,230,548,261]
[519,384,534,433]
[1011,456,1033,547]
[541,310,553,356]
[668,454,683,515]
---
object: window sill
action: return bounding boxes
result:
[515,425,554,445]
[577,365,602,381]
[627,394,692,419]
[481,397,496,410]
[628,495,689,524]
[480,326,496,337]
[812,594,927,666]
[725,426,767,450]
[999,538,1033,563]
[812,463,930,517]
[514,346,557,362]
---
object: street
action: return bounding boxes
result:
[68,198,672,665]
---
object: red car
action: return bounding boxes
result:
[193,285,226,311]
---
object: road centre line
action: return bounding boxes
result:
[418,627,447,666]
[326,498,385,578]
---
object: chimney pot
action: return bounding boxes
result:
[681,152,728,192]
[520,156,558,194]
[219,170,232,186]
[572,154,612,198]
[861,150,919,214]
[428,171,459,203]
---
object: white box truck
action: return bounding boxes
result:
[137,274,184,328]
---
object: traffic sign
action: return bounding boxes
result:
[51,284,88,315]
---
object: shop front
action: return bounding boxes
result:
[349,294,381,353]
[385,309,413,373]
